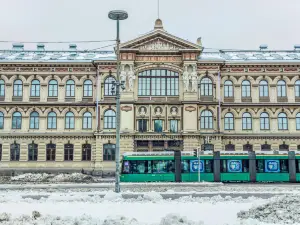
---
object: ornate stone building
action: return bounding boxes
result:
[1,19,300,173]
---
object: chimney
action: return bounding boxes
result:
[69,44,77,51]
[294,45,300,51]
[12,43,24,51]
[37,44,45,51]
[259,44,268,50]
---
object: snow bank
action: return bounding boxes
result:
[0,212,205,225]
[142,191,163,202]
[238,195,300,224]
[9,173,97,183]
[103,191,122,201]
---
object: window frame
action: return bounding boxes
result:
[82,144,91,161]
[200,77,213,96]
[277,80,286,97]
[0,79,5,97]
[65,111,75,129]
[104,109,116,129]
[83,79,93,97]
[138,69,179,96]
[29,111,39,129]
[278,112,288,130]
[46,143,56,161]
[47,112,57,129]
[154,119,163,133]
[242,112,252,130]
[64,144,74,161]
[12,111,22,129]
[241,80,251,97]
[30,79,40,97]
[259,80,269,97]
[138,119,147,133]
[103,143,116,161]
[260,112,270,130]
[0,111,4,129]
[65,79,75,97]
[200,110,213,129]
[295,80,300,97]
[224,112,234,130]
[83,112,92,129]
[170,119,178,133]
[48,79,58,97]
[10,143,20,161]
[28,143,38,161]
[13,79,23,97]
[224,80,233,97]
[104,76,116,96]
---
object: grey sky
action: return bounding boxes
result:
[0,0,299,51]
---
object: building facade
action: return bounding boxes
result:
[1,19,300,173]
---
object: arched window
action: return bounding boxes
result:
[104,76,116,96]
[259,80,268,97]
[277,80,286,97]
[103,143,116,161]
[0,79,5,97]
[48,80,58,97]
[278,112,288,130]
[83,112,92,129]
[31,80,40,97]
[260,112,270,130]
[295,80,300,97]
[242,112,252,130]
[28,143,38,161]
[13,79,23,97]
[200,110,213,129]
[0,112,3,129]
[82,144,91,161]
[47,112,57,129]
[12,112,22,129]
[296,113,300,130]
[224,113,234,130]
[46,143,56,161]
[225,144,235,151]
[65,112,75,129]
[279,144,289,151]
[261,144,271,151]
[201,144,214,151]
[64,144,74,161]
[0,144,2,161]
[200,77,213,96]
[241,80,251,97]
[243,144,253,151]
[104,109,116,129]
[224,80,233,97]
[66,79,75,97]
[83,80,93,97]
[138,69,179,96]
[30,111,39,129]
[10,143,20,161]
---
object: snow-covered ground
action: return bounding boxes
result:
[0,189,298,225]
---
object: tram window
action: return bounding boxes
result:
[152,160,175,173]
[221,159,248,173]
[205,160,214,173]
[256,160,264,173]
[280,160,288,173]
[296,160,300,173]
[131,160,152,174]
[181,160,189,173]
[122,160,131,174]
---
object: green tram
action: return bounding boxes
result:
[120,151,300,182]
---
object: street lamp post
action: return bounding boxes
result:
[108,10,128,193]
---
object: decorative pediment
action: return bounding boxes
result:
[120,29,201,52]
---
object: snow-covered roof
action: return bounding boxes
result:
[200,50,300,62]
[0,45,116,63]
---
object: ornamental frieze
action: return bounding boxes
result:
[135,56,181,62]
[284,67,298,72]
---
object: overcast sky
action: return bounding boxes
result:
[0,0,299,51]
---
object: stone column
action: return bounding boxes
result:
[73,143,81,162]
[56,142,64,162]
[23,83,29,102]
[38,142,46,161]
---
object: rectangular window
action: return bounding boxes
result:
[260,118,270,130]
[297,118,300,130]
[224,118,234,130]
[138,119,147,132]
[154,120,163,132]
[103,144,116,161]
[152,160,175,173]
[170,120,178,133]
[242,118,252,130]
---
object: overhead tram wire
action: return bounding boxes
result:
[0,40,115,44]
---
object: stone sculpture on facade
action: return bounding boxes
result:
[120,65,127,91]
[182,66,190,92]
[190,65,198,92]
[128,65,136,91]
